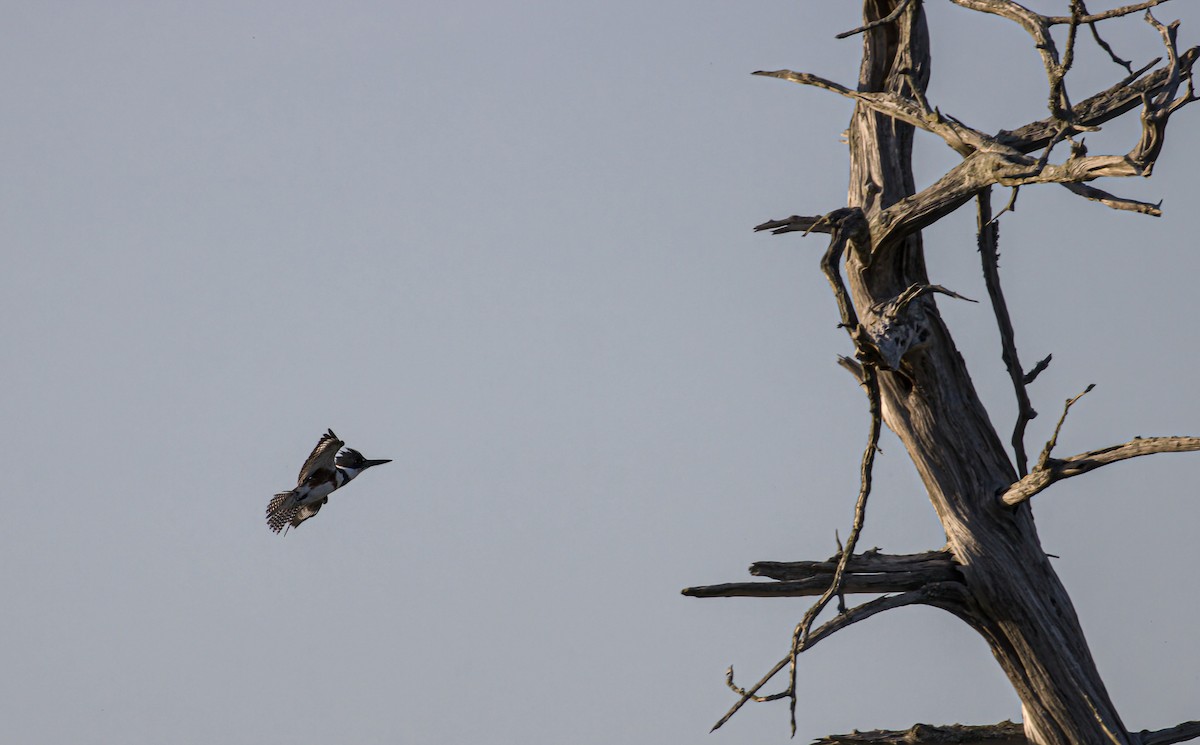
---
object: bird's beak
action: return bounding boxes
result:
[362,458,392,469]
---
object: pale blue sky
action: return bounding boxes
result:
[2,2,1197,743]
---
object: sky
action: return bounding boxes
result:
[2,2,1198,743]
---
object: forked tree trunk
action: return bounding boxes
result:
[684,2,1199,742]
[845,3,1125,743]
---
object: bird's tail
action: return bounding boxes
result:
[266,490,300,534]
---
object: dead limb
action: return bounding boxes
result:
[709,582,969,733]
[977,189,1043,477]
[813,720,1025,744]
[1036,385,1096,470]
[1047,1,1173,25]
[1139,720,1200,745]
[1002,436,1200,506]
[682,549,962,598]
[1059,182,1163,215]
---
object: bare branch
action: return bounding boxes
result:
[818,717,1200,745]
[945,0,1074,119]
[977,190,1037,476]
[754,213,833,235]
[999,48,1196,153]
[1059,182,1163,215]
[836,0,914,39]
[1036,384,1095,470]
[1140,720,1200,745]
[682,571,950,598]
[818,208,872,332]
[813,720,1026,744]
[709,583,967,733]
[683,550,963,598]
[756,20,1198,260]
[753,69,988,155]
[884,283,977,318]
[1085,12,1135,75]
[1047,0,1173,25]
[1023,354,1052,385]
[1001,436,1200,506]
[838,354,865,383]
[784,363,883,734]
[752,549,956,581]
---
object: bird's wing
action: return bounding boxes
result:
[296,429,344,485]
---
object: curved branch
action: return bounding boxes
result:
[753,69,989,155]
[977,190,1038,476]
[837,0,914,39]
[946,0,1076,120]
[1140,720,1200,745]
[1000,48,1197,152]
[1059,182,1163,215]
[1001,436,1200,506]
[710,582,969,733]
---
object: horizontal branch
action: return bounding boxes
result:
[808,716,1200,744]
[754,213,834,235]
[682,550,962,598]
[1140,720,1200,745]
[1046,1,1173,26]
[752,549,955,580]
[1001,436,1200,506]
[814,720,1025,744]
[710,583,969,733]
[753,69,988,155]
[683,572,943,599]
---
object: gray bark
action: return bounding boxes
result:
[686,2,1198,743]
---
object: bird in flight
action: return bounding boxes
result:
[266,429,391,534]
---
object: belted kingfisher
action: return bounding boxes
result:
[266,429,391,534]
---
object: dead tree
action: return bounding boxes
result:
[682,2,1199,744]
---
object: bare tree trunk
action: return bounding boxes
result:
[844,4,1126,742]
[684,2,1200,743]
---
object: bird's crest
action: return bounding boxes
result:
[335,448,366,468]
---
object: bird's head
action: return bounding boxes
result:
[336,448,392,471]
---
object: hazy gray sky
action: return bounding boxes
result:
[3,2,1197,743]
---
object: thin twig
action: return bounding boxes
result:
[1023,354,1052,385]
[836,0,914,39]
[1046,0,1172,25]
[1036,384,1096,469]
[883,283,977,320]
[715,214,886,733]
[710,580,960,733]
[977,189,1039,477]
[1085,6,1135,75]
[782,362,882,735]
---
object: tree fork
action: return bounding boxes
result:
[686,1,1198,742]
[846,3,1127,742]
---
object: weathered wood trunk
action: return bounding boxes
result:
[685,2,1198,741]
[847,2,1126,742]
